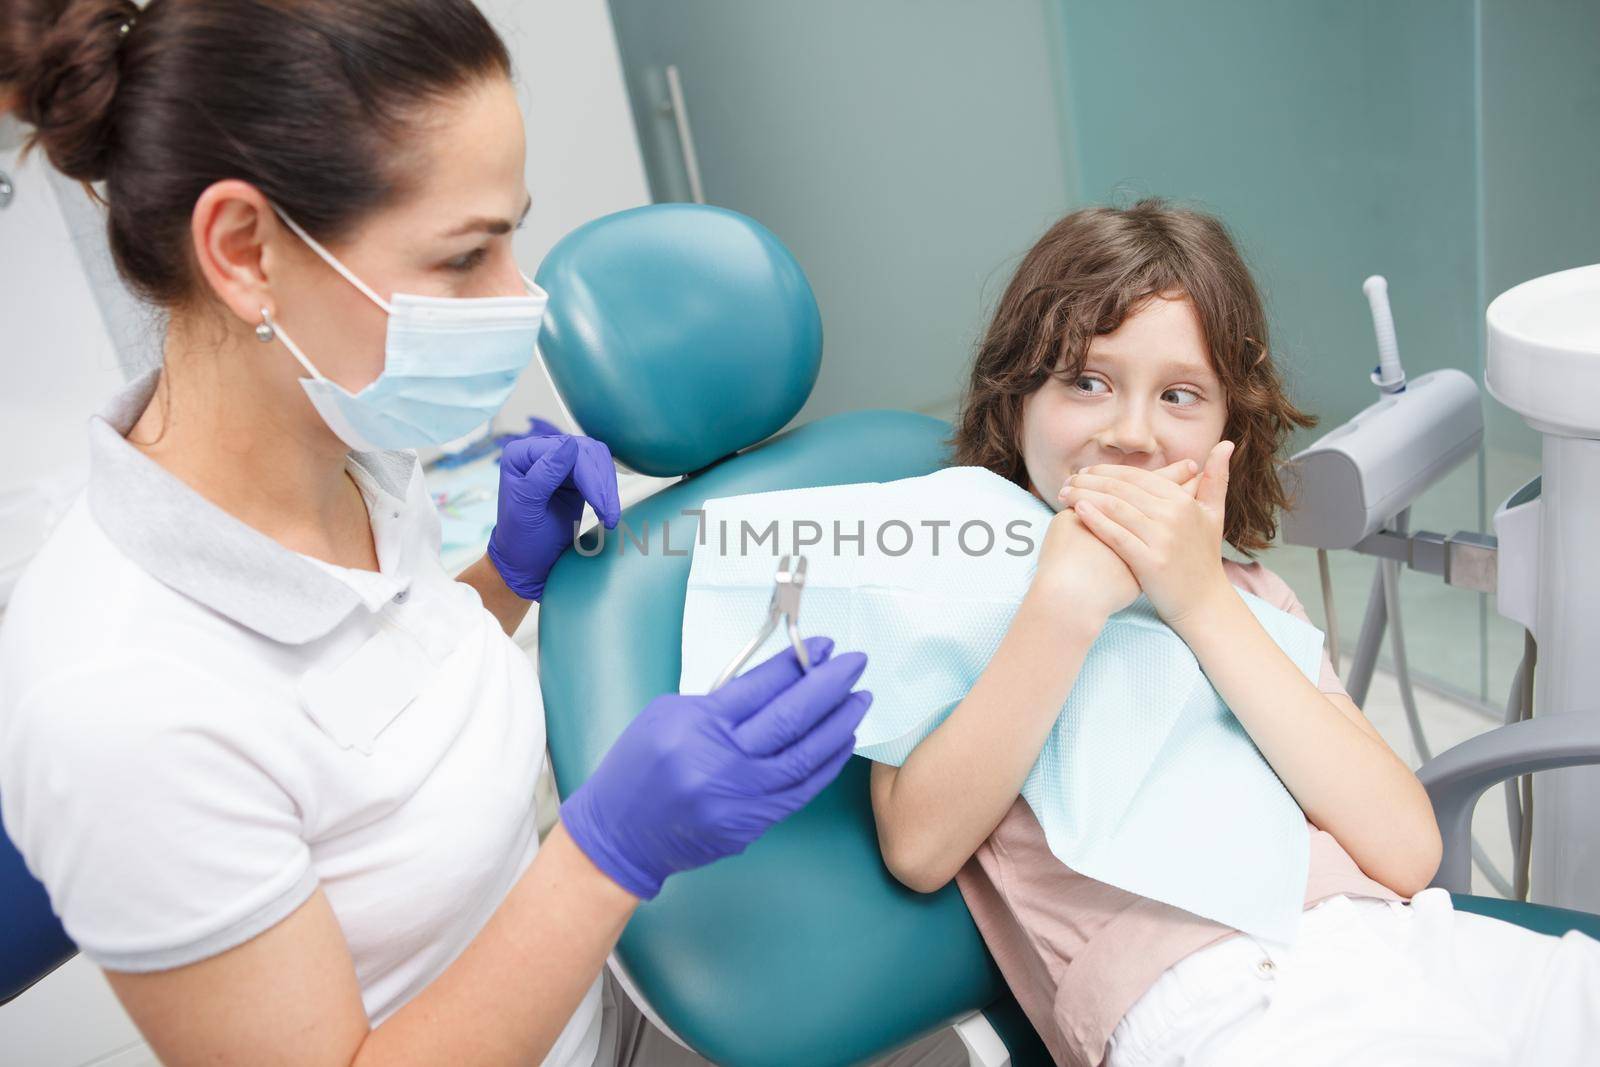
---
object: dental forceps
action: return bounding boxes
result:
[711,555,812,690]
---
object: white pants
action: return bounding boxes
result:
[1106,889,1600,1067]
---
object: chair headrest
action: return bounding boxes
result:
[535,204,823,477]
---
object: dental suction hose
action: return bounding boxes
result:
[1363,275,1407,394]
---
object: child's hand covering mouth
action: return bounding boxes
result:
[1062,440,1236,628]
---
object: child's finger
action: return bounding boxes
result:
[1062,472,1168,520]
[1074,499,1151,572]
[1060,458,1192,499]
[1196,441,1235,512]
[1155,458,1199,484]
[1069,489,1158,545]
[1080,464,1192,504]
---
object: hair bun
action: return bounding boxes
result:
[1,0,141,182]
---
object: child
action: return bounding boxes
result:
[868,201,1600,1066]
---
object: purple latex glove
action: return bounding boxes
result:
[486,434,622,601]
[561,637,872,900]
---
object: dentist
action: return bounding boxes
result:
[0,3,965,1065]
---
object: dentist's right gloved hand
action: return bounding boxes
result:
[560,637,870,900]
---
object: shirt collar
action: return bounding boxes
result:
[87,370,420,645]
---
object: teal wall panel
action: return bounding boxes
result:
[1056,0,1480,447]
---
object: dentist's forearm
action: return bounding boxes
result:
[874,586,1105,891]
[1175,585,1441,896]
[354,823,636,1067]
[457,553,535,637]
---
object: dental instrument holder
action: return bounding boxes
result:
[710,554,813,691]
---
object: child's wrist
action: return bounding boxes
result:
[1023,581,1111,640]
[1168,576,1242,640]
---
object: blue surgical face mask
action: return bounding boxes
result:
[262,204,548,453]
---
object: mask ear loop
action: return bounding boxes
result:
[261,202,393,389]
[269,204,394,315]
[260,307,327,383]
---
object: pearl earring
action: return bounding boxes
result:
[255,309,275,343]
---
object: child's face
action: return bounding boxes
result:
[1019,293,1228,510]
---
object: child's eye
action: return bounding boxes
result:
[1164,387,1202,406]
[1074,376,1108,395]
[446,247,489,272]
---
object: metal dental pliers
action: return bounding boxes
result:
[711,554,812,691]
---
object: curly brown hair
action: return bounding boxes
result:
[950,199,1317,556]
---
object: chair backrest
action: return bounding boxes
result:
[536,204,1006,1066]
[537,203,824,477]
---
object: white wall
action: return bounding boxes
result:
[0,125,135,604]
[0,126,131,497]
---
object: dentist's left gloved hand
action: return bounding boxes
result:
[487,433,622,601]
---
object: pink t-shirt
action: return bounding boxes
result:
[953,558,1405,1067]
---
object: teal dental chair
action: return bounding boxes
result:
[534,203,1047,1067]
[529,203,1600,1067]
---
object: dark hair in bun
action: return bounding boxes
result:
[0,0,511,305]
[2,0,136,182]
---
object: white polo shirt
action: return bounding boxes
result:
[0,372,601,1065]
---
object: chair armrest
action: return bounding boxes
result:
[1415,710,1600,893]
